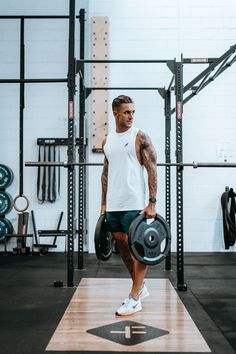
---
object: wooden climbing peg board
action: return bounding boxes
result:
[91,16,109,153]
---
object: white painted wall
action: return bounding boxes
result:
[0,0,236,253]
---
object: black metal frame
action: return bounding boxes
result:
[19,18,25,196]
[0,5,81,287]
[37,138,81,146]
[27,34,236,290]
[158,78,173,271]
[77,58,176,276]
[31,210,65,249]
[78,9,86,270]
[171,44,236,114]
[174,60,186,290]
[1,5,236,290]
[66,0,77,287]
[171,45,236,289]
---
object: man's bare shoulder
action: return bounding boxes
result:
[136,129,152,148]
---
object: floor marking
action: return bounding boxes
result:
[110,325,147,339]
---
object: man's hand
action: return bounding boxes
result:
[140,202,156,219]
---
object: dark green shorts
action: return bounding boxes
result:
[106,210,140,234]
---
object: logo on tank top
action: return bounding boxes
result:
[124,143,129,147]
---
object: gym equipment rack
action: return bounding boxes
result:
[1,1,236,290]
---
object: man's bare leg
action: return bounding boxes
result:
[112,232,147,298]
[130,259,148,299]
[112,232,134,280]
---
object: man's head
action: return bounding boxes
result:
[112,95,134,111]
[112,95,135,132]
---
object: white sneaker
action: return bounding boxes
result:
[116,296,142,316]
[139,284,150,300]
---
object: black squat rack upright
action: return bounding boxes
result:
[0,1,83,287]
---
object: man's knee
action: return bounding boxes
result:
[112,232,128,243]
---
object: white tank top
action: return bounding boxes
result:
[104,127,146,211]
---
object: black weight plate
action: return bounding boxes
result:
[128,213,171,266]
[0,218,13,243]
[94,214,113,261]
[0,165,14,189]
[0,191,13,216]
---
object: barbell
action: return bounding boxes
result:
[94,213,171,266]
[25,161,236,168]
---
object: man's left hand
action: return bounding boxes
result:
[140,203,156,219]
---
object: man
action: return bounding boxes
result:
[101,95,157,316]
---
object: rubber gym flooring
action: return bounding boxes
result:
[0,252,235,354]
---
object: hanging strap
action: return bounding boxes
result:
[48,145,58,203]
[221,188,236,249]
[37,145,46,203]
[41,145,47,203]
[48,145,57,203]
[47,144,51,202]
[52,145,57,202]
[37,146,42,201]
[37,142,61,203]
[58,147,61,197]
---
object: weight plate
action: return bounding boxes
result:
[0,218,13,243]
[94,214,113,261]
[0,165,14,189]
[0,191,13,216]
[128,213,171,266]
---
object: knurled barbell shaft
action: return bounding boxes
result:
[25,161,236,168]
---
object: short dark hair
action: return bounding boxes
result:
[112,95,134,111]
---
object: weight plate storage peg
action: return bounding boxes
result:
[0,218,13,243]
[0,165,14,189]
[94,214,113,261]
[0,191,13,216]
[128,213,171,266]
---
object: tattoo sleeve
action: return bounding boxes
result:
[101,156,108,206]
[140,132,157,198]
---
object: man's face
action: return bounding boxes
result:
[113,103,135,130]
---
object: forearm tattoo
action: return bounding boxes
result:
[140,132,157,198]
[101,156,108,205]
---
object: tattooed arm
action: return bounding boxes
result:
[101,139,108,214]
[138,130,157,218]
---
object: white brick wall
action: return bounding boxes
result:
[0,0,236,253]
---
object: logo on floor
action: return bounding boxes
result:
[87,320,169,346]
